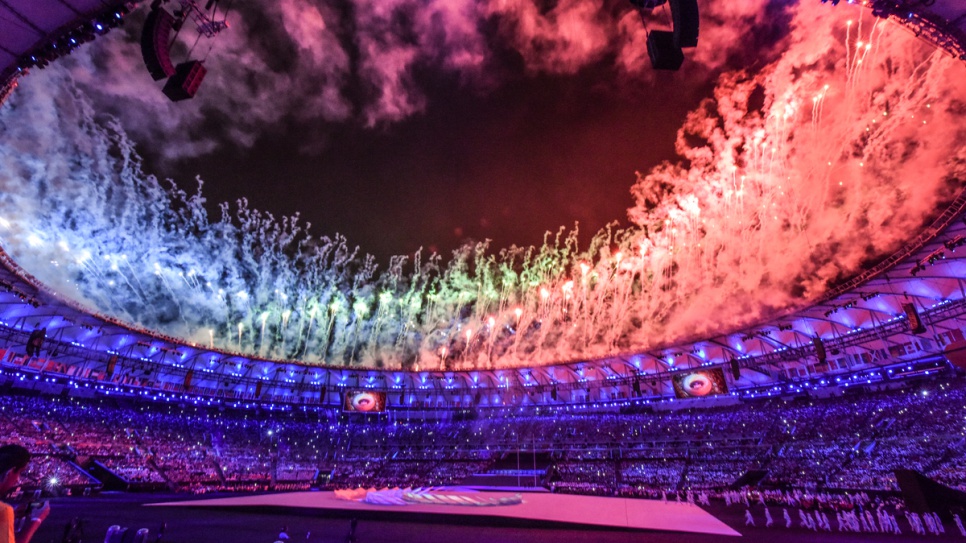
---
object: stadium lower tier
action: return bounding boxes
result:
[3,366,966,497]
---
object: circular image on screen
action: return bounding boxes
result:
[681,373,713,397]
[349,391,379,412]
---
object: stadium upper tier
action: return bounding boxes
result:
[2,191,966,407]
[1,0,966,407]
[0,1,132,88]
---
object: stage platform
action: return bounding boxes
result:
[147,490,740,536]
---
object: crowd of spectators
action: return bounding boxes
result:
[2,377,966,498]
[20,455,94,487]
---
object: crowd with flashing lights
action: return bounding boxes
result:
[1,378,966,499]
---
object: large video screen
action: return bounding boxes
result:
[671,368,729,399]
[343,390,387,412]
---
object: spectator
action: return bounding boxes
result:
[1,444,50,543]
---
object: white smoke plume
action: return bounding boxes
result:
[0,1,964,371]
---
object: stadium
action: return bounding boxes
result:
[1,0,966,541]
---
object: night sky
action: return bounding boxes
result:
[133,3,713,263]
[167,72,702,262]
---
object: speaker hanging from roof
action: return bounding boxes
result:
[812,337,827,364]
[630,0,698,71]
[183,369,194,390]
[903,303,927,334]
[647,30,685,71]
[26,328,46,357]
[141,8,176,80]
[668,0,699,48]
[106,354,118,377]
[163,60,207,101]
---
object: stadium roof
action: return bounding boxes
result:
[0,0,130,82]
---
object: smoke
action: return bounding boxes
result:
[59,1,354,159]
[34,0,781,161]
[623,4,966,342]
[485,0,613,74]
[0,1,964,371]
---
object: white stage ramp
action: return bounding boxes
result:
[148,491,740,537]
